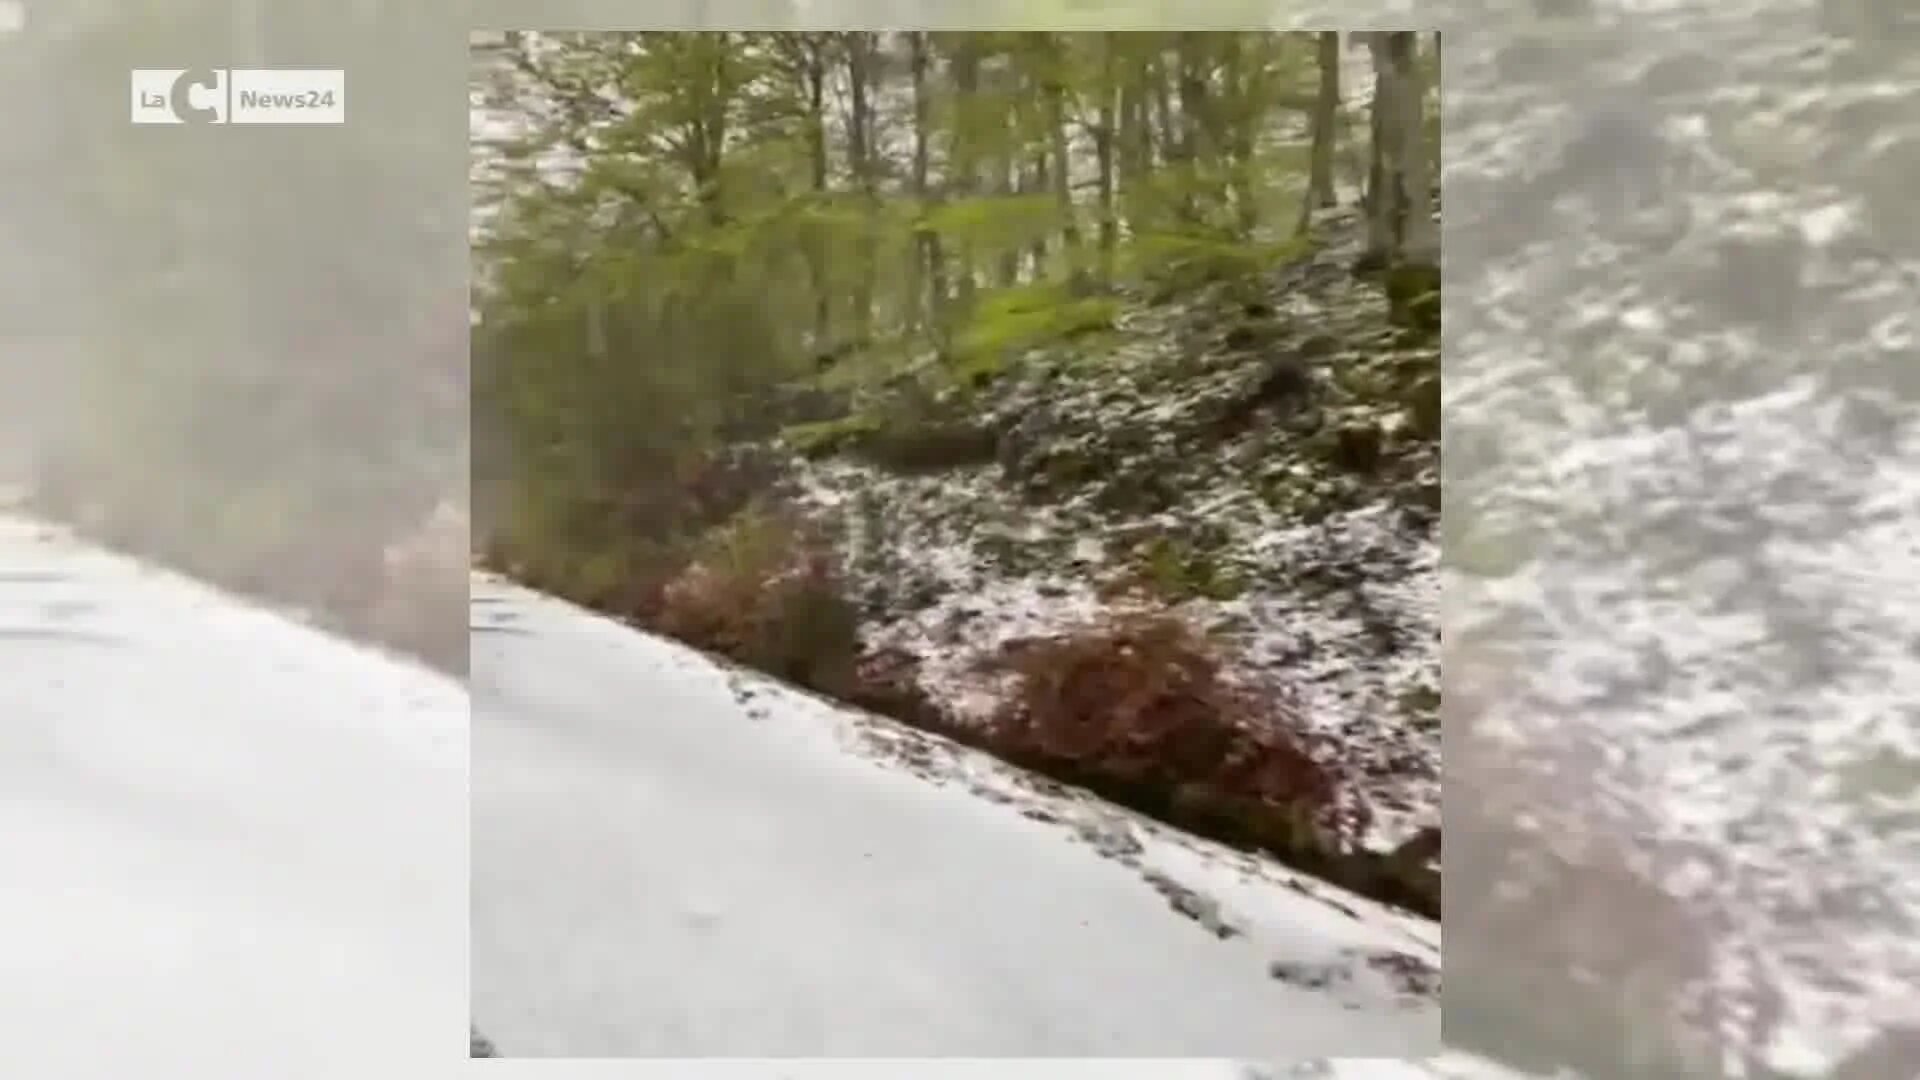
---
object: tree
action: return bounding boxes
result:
[1353,30,1437,270]
[1390,31,1439,265]
[1305,31,1340,216]
[472,32,1417,581]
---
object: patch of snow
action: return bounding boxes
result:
[794,445,1440,852]
[470,573,1439,1057]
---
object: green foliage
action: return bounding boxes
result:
[780,414,884,458]
[951,282,1120,378]
[474,28,1375,641]
[1126,230,1313,299]
[921,193,1062,251]
[1139,535,1248,601]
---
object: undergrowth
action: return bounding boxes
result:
[986,615,1363,857]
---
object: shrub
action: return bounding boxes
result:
[987,614,1358,854]
[654,506,864,694]
[841,645,956,734]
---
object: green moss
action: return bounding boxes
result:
[1334,362,1393,402]
[1398,682,1441,731]
[779,413,884,458]
[952,285,1120,377]
[1139,535,1248,601]
[1385,262,1441,334]
[1127,230,1311,299]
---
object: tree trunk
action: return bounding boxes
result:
[1094,32,1119,281]
[1151,50,1180,169]
[951,36,980,315]
[1172,35,1207,224]
[804,36,830,345]
[1307,31,1340,212]
[1118,51,1150,241]
[1220,31,1258,239]
[996,140,1019,287]
[1391,31,1438,265]
[1360,32,1397,264]
[846,31,877,340]
[995,64,1020,291]
[1028,153,1049,278]
[908,31,944,335]
[1044,41,1082,286]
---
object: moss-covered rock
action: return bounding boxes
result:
[856,422,1001,473]
[1385,262,1441,334]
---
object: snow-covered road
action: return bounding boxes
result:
[0,509,1438,1069]
[0,512,468,1078]
[470,573,1440,1058]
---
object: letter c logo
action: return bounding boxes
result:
[170,68,219,123]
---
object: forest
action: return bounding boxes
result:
[472,28,1443,911]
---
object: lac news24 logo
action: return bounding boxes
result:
[131,68,345,124]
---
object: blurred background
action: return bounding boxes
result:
[0,0,468,672]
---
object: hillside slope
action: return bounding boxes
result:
[782,204,1440,855]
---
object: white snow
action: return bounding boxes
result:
[791,450,1441,852]
[473,1055,1544,1080]
[469,572,1439,1058]
[0,514,468,1078]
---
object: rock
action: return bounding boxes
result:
[1388,825,1442,867]
[1268,959,1347,989]
[857,420,1001,474]
[1403,375,1441,441]
[1708,222,1806,331]
[1350,249,1391,277]
[1329,423,1385,474]
[1211,356,1314,436]
[1298,333,1340,359]
[1222,320,1285,351]
[1385,263,1441,332]
[1142,869,1242,940]
[1409,477,1441,514]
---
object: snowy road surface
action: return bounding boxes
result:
[470,573,1441,1058]
[0,513,468,1078]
